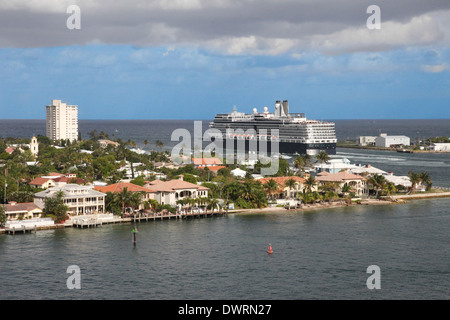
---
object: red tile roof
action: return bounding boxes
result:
[29,177,53,186]
[197,165,226,172]
[94,182,156,194]
[192,157,223,166]
[5,147,16,154]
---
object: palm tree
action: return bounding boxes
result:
[293,156,305,172]
[208,197,219,212]
[383,182,398,197]
[408,171,421,194]
[340,183,354,196]
[284,178,297,199]
[368,174,387,198]
[315,151,330,172]
[419,171,432,191]
[156,140,164,151]
[303,175,317,194]
[116,187,133,214]
[263,179,279,201]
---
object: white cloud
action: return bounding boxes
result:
[422,64,449,73]
[308,15,444,55]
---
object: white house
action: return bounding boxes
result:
[357,136,377,146]
[431,143,450,152]
[34,184,106,215]
[231,168,247,178]
[375,133,410,148]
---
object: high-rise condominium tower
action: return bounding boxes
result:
[46,99,78,142]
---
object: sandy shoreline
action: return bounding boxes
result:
[229,192,450,214]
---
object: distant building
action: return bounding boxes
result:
[5,147,16,154]
[30,136,39,157]
[375,133,410,148]
[98,139,120,148]
[431,143,450,152]
[46,99,78,142]
[357,136,377,146]
[192,157,223,168]
[231,168,247,178]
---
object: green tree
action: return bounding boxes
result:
[284,178,297,199]
[408,171,421,194]
[263,179,279,201]
[156,140,164,151]
[0,205,6,227]
[368,174,387,198]
[303,175,317,193]
[419,171,432,191]
[43,191,69,223]
[315,151,330,171]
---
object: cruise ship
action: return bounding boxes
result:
[209,100,337,155]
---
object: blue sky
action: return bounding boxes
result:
[0,0,449,120]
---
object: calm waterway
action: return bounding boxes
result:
[0,197,449,300]
[0,119,449,299]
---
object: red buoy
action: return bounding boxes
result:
[267,244,273,254]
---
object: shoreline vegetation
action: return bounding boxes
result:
[230,189,450,214]
[1,132,450,233]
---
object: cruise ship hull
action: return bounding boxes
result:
[218,138,336,156]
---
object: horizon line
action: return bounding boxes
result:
[1,118,450,121]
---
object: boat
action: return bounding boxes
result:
[209,100,337,156]
[397,149,414,153]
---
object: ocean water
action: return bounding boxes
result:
[0,198,449,300]
[1,118,449,150]
[0,119,449,300]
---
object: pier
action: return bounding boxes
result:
[128,210,227,223]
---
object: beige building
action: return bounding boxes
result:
[3,202,43,220]
[144,179,209,206]
[316,171,368,197]
[46,99,78,142]
[30,136,39,157]
[258,176,308,199]
[34,184,106,215]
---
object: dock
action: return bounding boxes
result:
[1,211,228,235]
[128,210,226,223]
[5,224,65,234]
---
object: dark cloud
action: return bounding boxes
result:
[0,0,449,54]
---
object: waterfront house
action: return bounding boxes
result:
[315,171,368,197]
[93,182,155,210]
[144,178,209,206]
[258,176,307,199]
[3,201,43,221]
[34,184,106,215]
[313,158,358,174]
